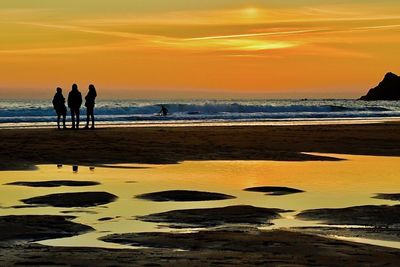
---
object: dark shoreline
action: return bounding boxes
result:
[1,123,400,170]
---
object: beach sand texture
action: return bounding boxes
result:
[1,124,400,266]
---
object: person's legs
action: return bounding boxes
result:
[62,114,66,129]
[57,113,61,129]
[88,106,94,128]
[76,109,80,129]
[91,112,95,129]
[62,108,67,129]
[71,109,75,129]
[85,107,90,128]
[85,113,90,128]
[85,107,94,129]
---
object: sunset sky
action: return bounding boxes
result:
[1,0,400,99]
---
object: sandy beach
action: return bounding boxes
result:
[2,230,400,267]
[1,122,400,170]
[1,123,400,266]
[3,0,400,264]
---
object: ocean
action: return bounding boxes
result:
[1,99,400,128]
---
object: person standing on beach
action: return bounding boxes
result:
[84,84,97,129]
[52,87,67,129]
[68,84,82,129]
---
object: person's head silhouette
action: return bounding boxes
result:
[56,87,62,93]
[89,84,96,92]
[72,83,78,91]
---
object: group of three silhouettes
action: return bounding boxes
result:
[53,84,97,130]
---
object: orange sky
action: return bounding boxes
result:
[0,1,400,99]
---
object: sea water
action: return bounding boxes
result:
[1,99,400,128]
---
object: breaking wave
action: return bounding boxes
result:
[0,99,399,125]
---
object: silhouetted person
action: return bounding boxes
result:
[52,87,67,129]
[68,84,82,129]
[159,105,168,116]
[84,84,97,129]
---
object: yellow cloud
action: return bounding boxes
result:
[164,38,300,52]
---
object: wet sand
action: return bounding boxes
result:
[293,226,400,243]
[244,186,304,195]
[2,230,400,267]
[2,123,400,170]
[0,215,93,242]
[135,190,236,202]
[374,193,400,201]
[1,124,400,265]
[137,205,290,228]
[21,191,118,207]
[297,204,400,226]
[5,180,100,187]
[295,204,400,243]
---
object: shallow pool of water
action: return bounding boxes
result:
[0,153,399,249]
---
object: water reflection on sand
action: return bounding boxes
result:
[0,153,399,249]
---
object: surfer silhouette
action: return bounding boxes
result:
[159,105,168,116]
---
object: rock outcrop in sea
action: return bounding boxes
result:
[360,72,400,100]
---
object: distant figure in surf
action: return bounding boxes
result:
[68,84,82,129]
[84,84,97,129]
[52,87,67,129]
[159,105,168,116]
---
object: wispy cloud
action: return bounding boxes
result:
[354,24,400,30]
[184,29,325,41]
[1,2,400,96]
[3,6,400,57]
[17,22,140,39]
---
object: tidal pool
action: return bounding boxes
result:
[0,153,399,249]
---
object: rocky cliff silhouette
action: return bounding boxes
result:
[360,72,400,100]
